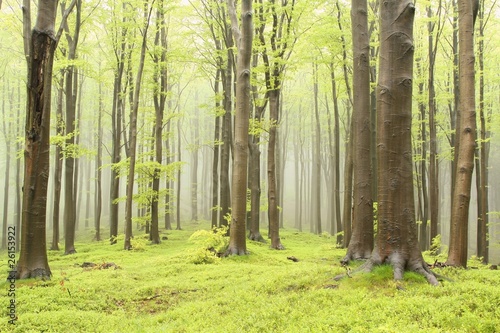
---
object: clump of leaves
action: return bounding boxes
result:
[188,226,229,264]
[424,234,448,262]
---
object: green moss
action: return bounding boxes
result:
[1,223,499,332]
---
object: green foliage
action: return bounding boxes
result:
[424,234,448,262]
[188,226,229,264]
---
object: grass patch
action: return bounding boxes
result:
[1,222,499,332]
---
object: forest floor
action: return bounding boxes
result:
[1,221,499,333]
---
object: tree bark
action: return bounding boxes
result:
[150,2,168,244]
[367,0,437,285]
[17,0,62,279]
[446,0,478,268]
[51,76,64,250]
[62,0,81,255]
[343,0,373,262]
[226,0,252,255]
[124,2,152,250]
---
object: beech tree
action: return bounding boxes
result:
[342,0,373,262]
[17,0,75,279]
[226,0,252,255]
[361,0,437,285]
[446,0,479,267]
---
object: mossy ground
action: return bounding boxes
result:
[1,222,499,333]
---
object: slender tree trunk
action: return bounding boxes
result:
[428,5,440,245]
[176,114,182,230]
[312,63,322,235]
[51,76,64,250]
[63,0,81,255]
[219,54,233,228]
[343,0,373,262]
[268,90,284,249]
[150,2,168,244]
[94,80,103,241]
[446,0,478,268]
[227,0,252,255]
[211,70,221,229]
[124,2,152,250]
[476,0,488,264]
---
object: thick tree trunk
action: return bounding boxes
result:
[367,0,437,285]
[17,18,59,279]
[343,0,373,262]
[447,0,478,268]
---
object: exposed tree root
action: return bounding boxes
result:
[335,256,440,286]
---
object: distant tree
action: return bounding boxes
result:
[446,0,479,267]
[62,0,82,255]
[226,0,252,255]
[50,74,64,250]
[365,0,438,285]
[150,0,169,244]
[17,0,76,279]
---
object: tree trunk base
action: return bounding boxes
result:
[248,231,266,243]
[64,248,77,255]
[16,267,51,280]
[335,257,439,286]
[225,247,248,256]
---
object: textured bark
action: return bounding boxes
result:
[343,0,373,262]
[368,0,437,285]
[17,9,58,279]
[446,0,478,268]
[227,0,252,255]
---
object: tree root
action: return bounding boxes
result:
[334,257,441,286]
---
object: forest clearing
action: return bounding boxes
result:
[1,224,499,333]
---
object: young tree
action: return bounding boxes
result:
[226,0,252,255]
[361,0,437,285]
[446,0,479,267]
[16,0,76,279]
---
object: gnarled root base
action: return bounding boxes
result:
[335,256,439,286]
